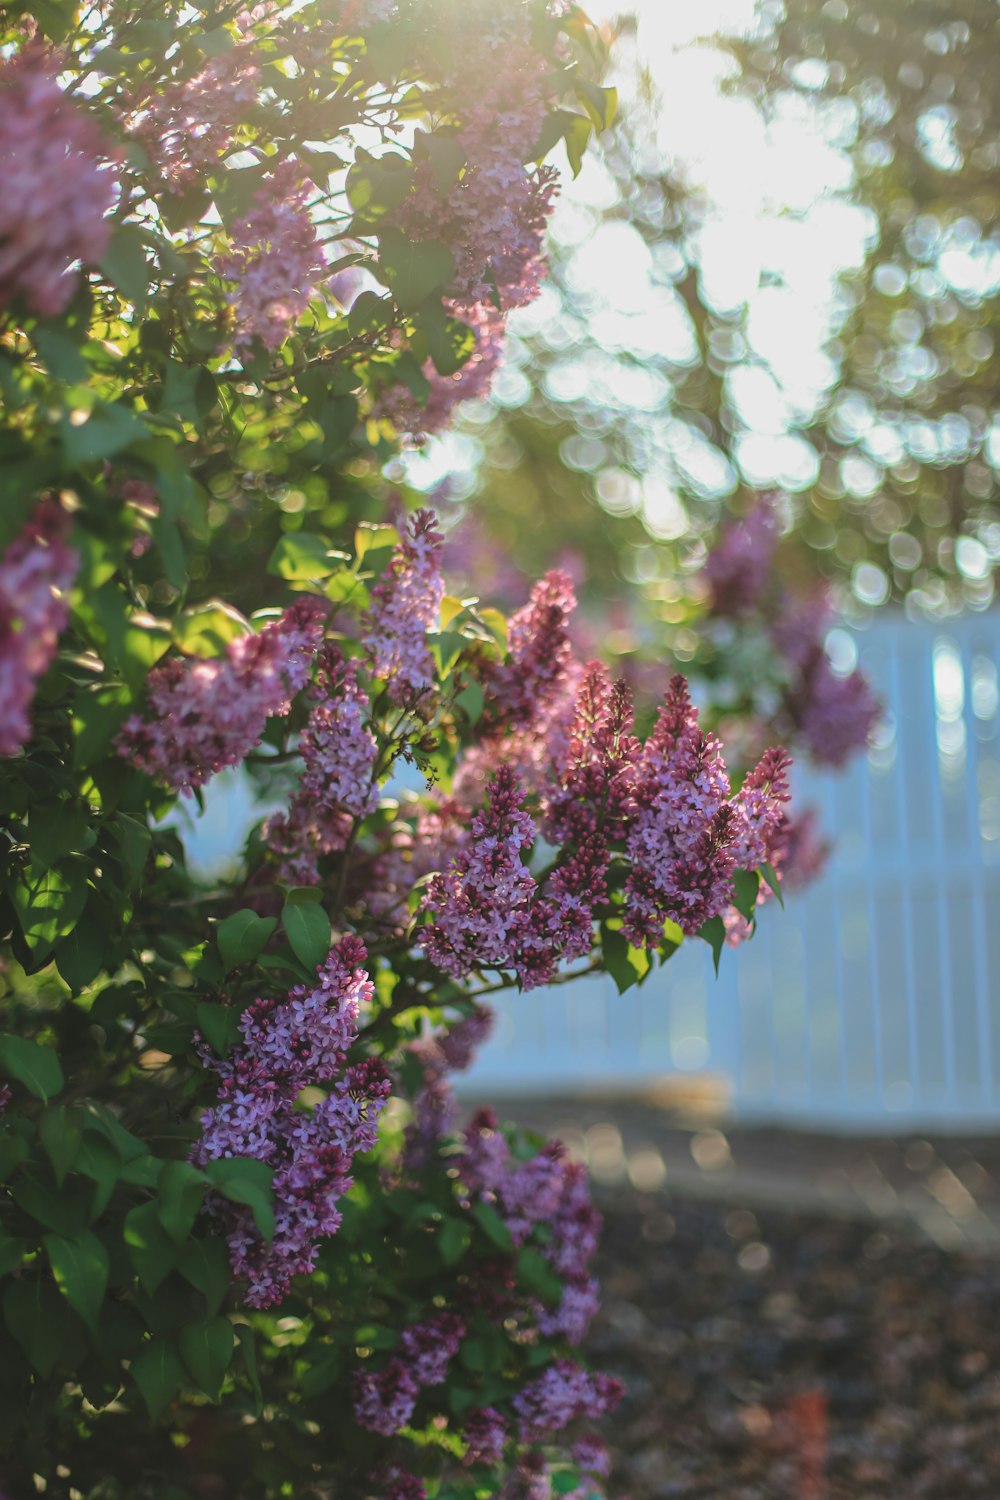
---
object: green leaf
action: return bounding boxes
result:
[517,1247,564,1304]
[0,1232,27,1277]
[75,1135,121,1219]
[472,1201,513,1252]
[413,301,476,377]
[439,1217,472,1266]
[178,1316,234,1402]
[0,1035,64,1102]
[196,1002,243,1059]
[345,149,412,223]
[574,79,618,132]
[130,1338,187,1422]
[477,607,508,650]
[455,680,485,726]
[11,862,89,962]
[124,1201,178,1293]
[98,224,151,312]
[4,1277,79,1378]
[354,522,400,562]
[662,917,684,948]
[28,802,90,874]
[72,682,132,769]
[697,915,726,976]
[347,290,395,338]
[60,400,148,466]
[377,228,454,311]
[267,531,341,581]
[562,112,593,177]
[177,1236,231,1317]
[216,910,278,972]
[43,1230,109,1333]
[281,897,331,974]
[731,868,760,924]
[236,1324,264,1416]
[39,1105,83,1186]
[203,1157,275,1241]
[428,630,466,680]
[760,861,785,908]
[601,925,642,995]
[54,901,108,993]
[121,614,173,691]
[299,1350,341,1398]
[156,1161,209,1246]
[172,601,251,658]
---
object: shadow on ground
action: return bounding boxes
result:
[495,1097,1000,1499]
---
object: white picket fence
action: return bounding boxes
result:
[463,610,1000,1132]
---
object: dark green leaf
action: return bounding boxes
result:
[196,1002,242,1059]
[11,862,88,963]
[124,1201,178,1293]
[54,902,108,992]
[177,1236,231,1317]
[39,1105,83,1185]
[43,1230,109,1333]
[178,1316,234,1402]
[280,897,331,974]
[236,1324,263,1416]
[517,1248,564,1304]
[4,1277,80,1378]
[203,1157,275,1241]
[130,1338,186,1422]
[156,1160,209,1246]
[0,1035,64,1102]
[0,1232,27,1277]
[731,868,760,924]
[439,1217,472,1266]
[216,909,278,971]
[471,1201,513,1252]
[760,861,785,908]
[697,916,726,976]
[28,802,90,874]
[347,290,394,338]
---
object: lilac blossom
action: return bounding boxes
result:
[537,1276,600,1347]
[705,493,780,617]
[365,1468,426,1500]
[422,764,538,979]
[512,1360,623,1441]
[192,937,389,1307]
[0,45,119,316]
[573,1434,611,1479]
[0,1083,11,1117]
[771,588,879,766]
[464,1406,508,1465]
[265,646,378,884]
[362,509,445,703]
[117,598,325,792]
[622,676,739,944]
[122,46,260,193]
[217,160,328,352]
[732,745,792,870]
[0,502,78,757]
[354,1313,464,1436]
[489,570,578,728]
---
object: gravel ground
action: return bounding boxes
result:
[494,1101,1000,1499]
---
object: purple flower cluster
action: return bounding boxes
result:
[122,45,260,193]
[622,676,742,944]
[117,598,326,792]
[773,592,880,767]
[217,159,328,353]
[0,502,78,757]
[265,646,378,884]
[0,45,119,316]
[512,1360,623,1441]
[362,509,445,704]
[491,569,578,729]
[705,494,780,617]
[464,1405,509,1466]
[192,937,389,1306]
[422,765,538,979]
[381,5,560,431]
[364,1467,426,1500]
[353,1312,466,1435]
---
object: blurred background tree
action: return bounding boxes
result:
[410,0,1000,633]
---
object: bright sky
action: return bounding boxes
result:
[402,0,879,533]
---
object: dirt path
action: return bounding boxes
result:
[494,1099,1000,1498]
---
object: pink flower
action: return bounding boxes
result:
[193,937,389,1307]
[489,569,578,728]
[705,494,780,617]
[0,46,120,316]
[117,598,326,792]
[122,46,259,192]
[362,508,444,703]
[622,676,737,944]
[732,745,792,870]
[265,646,378,884]
[0,502,78,756]
[218,160,328,352]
